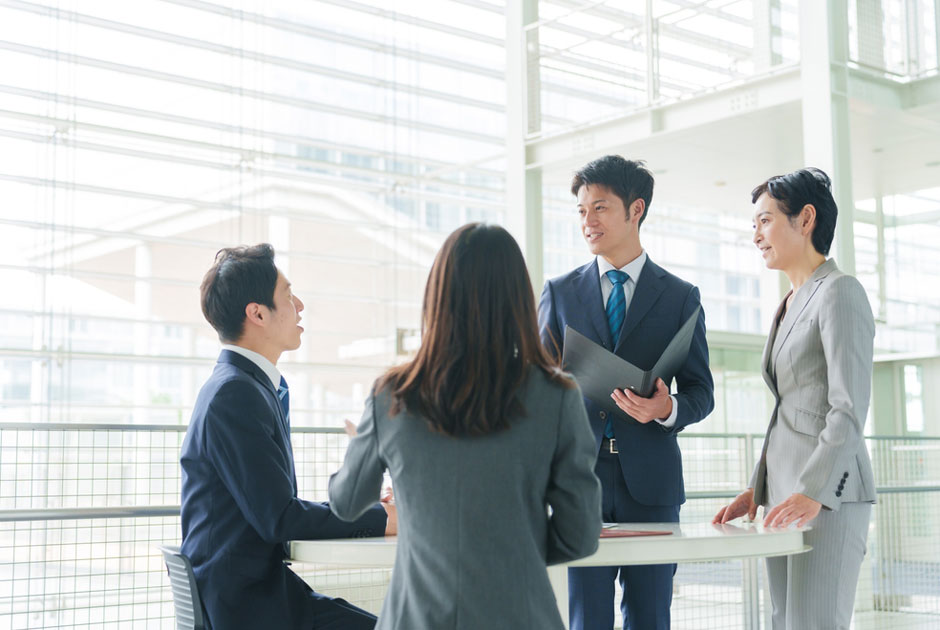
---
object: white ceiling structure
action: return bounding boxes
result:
[525,1,940,215]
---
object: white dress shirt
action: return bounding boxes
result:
[596,253,678,428]
[221,344,281,390]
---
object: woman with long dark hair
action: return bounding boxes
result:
[329,223,602,630]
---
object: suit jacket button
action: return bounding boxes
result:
[599,411,607,420]
[843,472,849,479]
[835,491,842,497]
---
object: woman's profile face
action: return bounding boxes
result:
[752,193,806,271]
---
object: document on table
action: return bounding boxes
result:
[600,524,673,538]
[600,529,673,538]
[561,306,700,418]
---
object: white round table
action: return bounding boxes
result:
[291,521,809,629]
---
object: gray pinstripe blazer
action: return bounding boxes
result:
[329,368,602,630]
[749,259,876,510]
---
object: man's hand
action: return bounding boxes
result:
[343,419,357,438]
[712,488,758,524]
[764,493,821,528]
[382,499,397,536]
[381,486,396,536]
[611,378,672,424]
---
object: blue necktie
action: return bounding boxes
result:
[604,269,629,438]
[277,376,290,430]
[276,375,297,522]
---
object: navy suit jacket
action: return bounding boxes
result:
[180,350,386,630]
[538,257,714,506]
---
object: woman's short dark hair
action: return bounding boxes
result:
[751,167,837,256]
[199,244,278,342]
[571,155,654,228]
[379,223,572,437]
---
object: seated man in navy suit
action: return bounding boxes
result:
[538,156,714,630]
[180,244,395,630]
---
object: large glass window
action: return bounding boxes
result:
[903,364,925,433]
[855,189,940,355]
[0,0,507,428]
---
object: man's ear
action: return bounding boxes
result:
[629,198,645,225]
[244,302,266,329]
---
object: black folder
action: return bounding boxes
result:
[561,306,701,417]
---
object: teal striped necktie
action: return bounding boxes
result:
[604,269,629,438]
[277,376,290,429]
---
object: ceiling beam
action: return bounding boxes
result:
[543,0,753,58]
[526,66,801,169]
[660,0,752,27]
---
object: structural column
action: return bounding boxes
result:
[799,0,856,274]
[874,195,887,320]
[645,0,660,103]
[753,0,782,72]
[133,244,152,424]
[936,0,940,70]
[506,0,544,288]
[30,276,47,423]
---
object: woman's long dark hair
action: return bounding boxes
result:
[379,223,572,436]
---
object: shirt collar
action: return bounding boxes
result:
[221,344,281,389]
[597,250,647,283]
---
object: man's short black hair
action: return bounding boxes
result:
[751,167,837,256]
[200,244,278,342]
[571,155,655,228]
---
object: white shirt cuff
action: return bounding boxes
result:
[655,395,679,428]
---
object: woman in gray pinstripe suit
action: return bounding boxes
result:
[329,223,603,630]
[714,168,876,630]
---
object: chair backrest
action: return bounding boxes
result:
[159,545,207,630]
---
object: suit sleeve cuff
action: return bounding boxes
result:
[655,395,679,428]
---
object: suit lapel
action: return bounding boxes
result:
[770,259,836,368]
[761,296,788,396]
[217,350,291,435]
[573,259,613,347]
[218,351,297,492]
[219,350,278,397]
[615,257,666,352]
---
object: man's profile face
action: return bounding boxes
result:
[266,270,305,353]
[577,184,636,260]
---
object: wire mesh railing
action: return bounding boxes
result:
[1,424,938,629]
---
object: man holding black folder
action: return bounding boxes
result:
[538,155,714,630]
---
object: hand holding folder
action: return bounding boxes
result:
[561,306,701,421]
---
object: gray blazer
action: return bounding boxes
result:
[329,368,602,630]
[750,258,876,510]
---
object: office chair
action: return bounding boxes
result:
[159,545,206,630]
